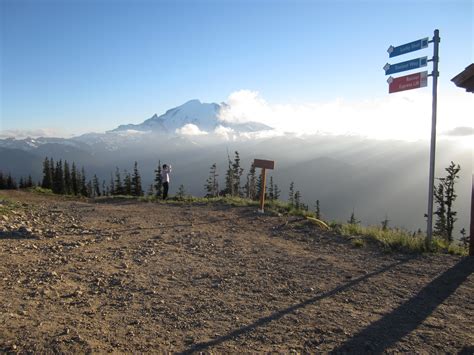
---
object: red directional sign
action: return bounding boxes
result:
[388,71,428,93]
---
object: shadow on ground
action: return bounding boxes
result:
[180,257,415,354]
[332,257,473,353]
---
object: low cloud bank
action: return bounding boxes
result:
[0,128,69,139]
[175,124,208,136]
[218,89,473,141]
[443,126,474,137]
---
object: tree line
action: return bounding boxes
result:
[204,151,312,210]
[204,151,282,201]
[32,152,302,207]
[0,171,36,190]
[1,154,466,243]
[39,157,145,198]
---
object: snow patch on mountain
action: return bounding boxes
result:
[110,99,272,134]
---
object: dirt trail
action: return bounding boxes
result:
[0,191,473,353]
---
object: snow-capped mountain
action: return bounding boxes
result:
[110,99,272,133]
[0,99,273,153]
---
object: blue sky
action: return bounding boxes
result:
[1,0,472,136]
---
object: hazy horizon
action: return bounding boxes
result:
[1,0,472,239]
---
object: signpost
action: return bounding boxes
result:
[384,56,427,75]
[253,159,275,213]
[387,71,428,93]
[426,30,440,247]
[384,30,440,247]
[387,37,429,57]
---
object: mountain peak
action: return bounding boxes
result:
[111,99,272,134]
[182,99,201,106]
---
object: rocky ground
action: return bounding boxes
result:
[0,190,473,353]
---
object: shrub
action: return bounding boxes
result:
[29,186,54,194]
[352,238,364,248]
[338,223,466,256]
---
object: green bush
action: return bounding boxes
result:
[351,238,365,248]
[29,186,53,194]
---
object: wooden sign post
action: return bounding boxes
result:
[253,159,275,213]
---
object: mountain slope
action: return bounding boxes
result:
[110,99,272,133]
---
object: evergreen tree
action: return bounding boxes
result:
[42,157,53,189]
[381,215,390,231]
[0,172,5,189]
[6,173,16,189]
[109,172,115,196]
[224,153,235,196]
[124,171,132,195]
[93,175,101,197]
[205,163,219,198]
[154,161,163,198]
[273,184,281,200]
[80,167,87,196]
[288,181,295,206]
[256,173,265,200]
[19,177,25,189]
[113,167,123,195]
[27,175,34,188]
[268,176,274,201]
[71,162,79,195]
[53,160,65,194]
[176,184,186,200]
[147,184,154,196]
[294,190,301,209]
[102,180,107,196]
[459,228,470,249]
[444,162,460,242]
[231,151,243,196]
[50,157,55,186]
[348,210,360,225]
[76,169,82,195]
[63,161,71,194]
[246,163,257,200]
[433,161,461,242]
[315,200,321,219]
[433,182,447,238]
[86,180,93,198]
[131,161,143,196]
[244,175,250,198]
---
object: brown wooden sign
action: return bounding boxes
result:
[253,159,275,170]
[253,158,275,213]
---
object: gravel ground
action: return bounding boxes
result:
[0,190,473,353]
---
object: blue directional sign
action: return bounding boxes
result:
[384,56,428,75]
[387,37,429,58]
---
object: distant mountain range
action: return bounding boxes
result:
[0,99,272,153]
[0,99,471,235]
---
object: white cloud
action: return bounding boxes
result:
[0,128,70,139]
[442,126,474,137]
[175,124,208,136]
[114,129,150,136]
[218,89,473,141]
[213,125,235,140]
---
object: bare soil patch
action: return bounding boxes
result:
[0,191,473,353]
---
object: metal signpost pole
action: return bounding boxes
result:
[426,29,440,247]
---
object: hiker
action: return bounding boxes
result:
[161,164,172,199]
